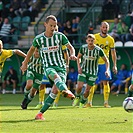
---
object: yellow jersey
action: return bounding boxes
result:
[0,49,13,72]
[94,33,115,64]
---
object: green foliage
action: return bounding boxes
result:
[0,94,133,133]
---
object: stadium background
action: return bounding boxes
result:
[1,0,133,91]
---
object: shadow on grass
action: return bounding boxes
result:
[0,119,45,123]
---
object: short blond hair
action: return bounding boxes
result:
[86,34,95,40]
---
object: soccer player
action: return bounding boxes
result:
[21,48,44,109]
[35,25,70,109]
[85,22,117,108]
[21,15,77,120]
[72,34,110,107]
[0,40,26,91]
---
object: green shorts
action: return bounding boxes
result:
[78,72,97,86]
[44,66,67,86]
[26,70,43,90]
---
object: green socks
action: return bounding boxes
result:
[54,78,67,91]
[40,93,57,113]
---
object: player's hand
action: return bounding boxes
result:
[20,62,28,75]
[105,71,110,78]
[69,55,77,60]
[113,66,117,74]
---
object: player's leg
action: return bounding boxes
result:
[99,64,112,107]
[35,85,58,120]
[52,90,61,108]
[21,72,43,109]
[35,84,46,109]
[103,81,111,107]
[45,67,75,99]
[72,73,85,106]
[80,75,96,108]
[85,80,99,107]
[79,84,92,108]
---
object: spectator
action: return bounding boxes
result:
[0,18,16,43]
[71,16,80,44]
[67,67,78,93]
[108,17,122,41]
[28,0,42,21]
[2,66,19,94]
[119,21,129,43]
[63,20,73,43]
[111,64,129,95]
[125,24,133,42]
[102,0,119,20]
[9,0,21,18]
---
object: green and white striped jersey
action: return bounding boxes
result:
[79,44,105,75]
[28,55,44,74]
[32,31,69,68]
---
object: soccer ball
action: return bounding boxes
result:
[123,97,133,113]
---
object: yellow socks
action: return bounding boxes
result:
[103,84,110,104]
[39,88,45,104]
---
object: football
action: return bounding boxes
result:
[123,97,133,113]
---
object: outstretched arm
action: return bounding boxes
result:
[20,46,35,74]
[66,43,77,60]
[13,49,26,58]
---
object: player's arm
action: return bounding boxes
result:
[63,50,69,74]
[77,52,82,74]
[21,46,35,74]
[111,48,117,74]
[66,43,77,60]
[13,49,26,58]
[101,52,110,78]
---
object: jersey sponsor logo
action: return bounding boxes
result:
[89,76,96,81]
[97,44,108,50]
[41,46,59,53]
[84,55,96,60]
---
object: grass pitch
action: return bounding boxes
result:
[0,93,133,133]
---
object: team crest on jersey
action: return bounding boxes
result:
[106,41,109,44]
[55,39,60,45]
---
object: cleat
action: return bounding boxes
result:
[104,103,111,108]
[21,98,28,109]
[72,97,79,106]
[79,102,84,108]
[62,90,75,100]
[84,103,92,108]
[35,113,45,120]
[35,104,43,109]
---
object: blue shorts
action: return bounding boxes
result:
[41,75,50,84]
[112,79,124,87]
[97,64,112,81]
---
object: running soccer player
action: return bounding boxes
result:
[72,34,110,107]
[85,21,117,108]
[21,48,44,109]
[21,15,77,120]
